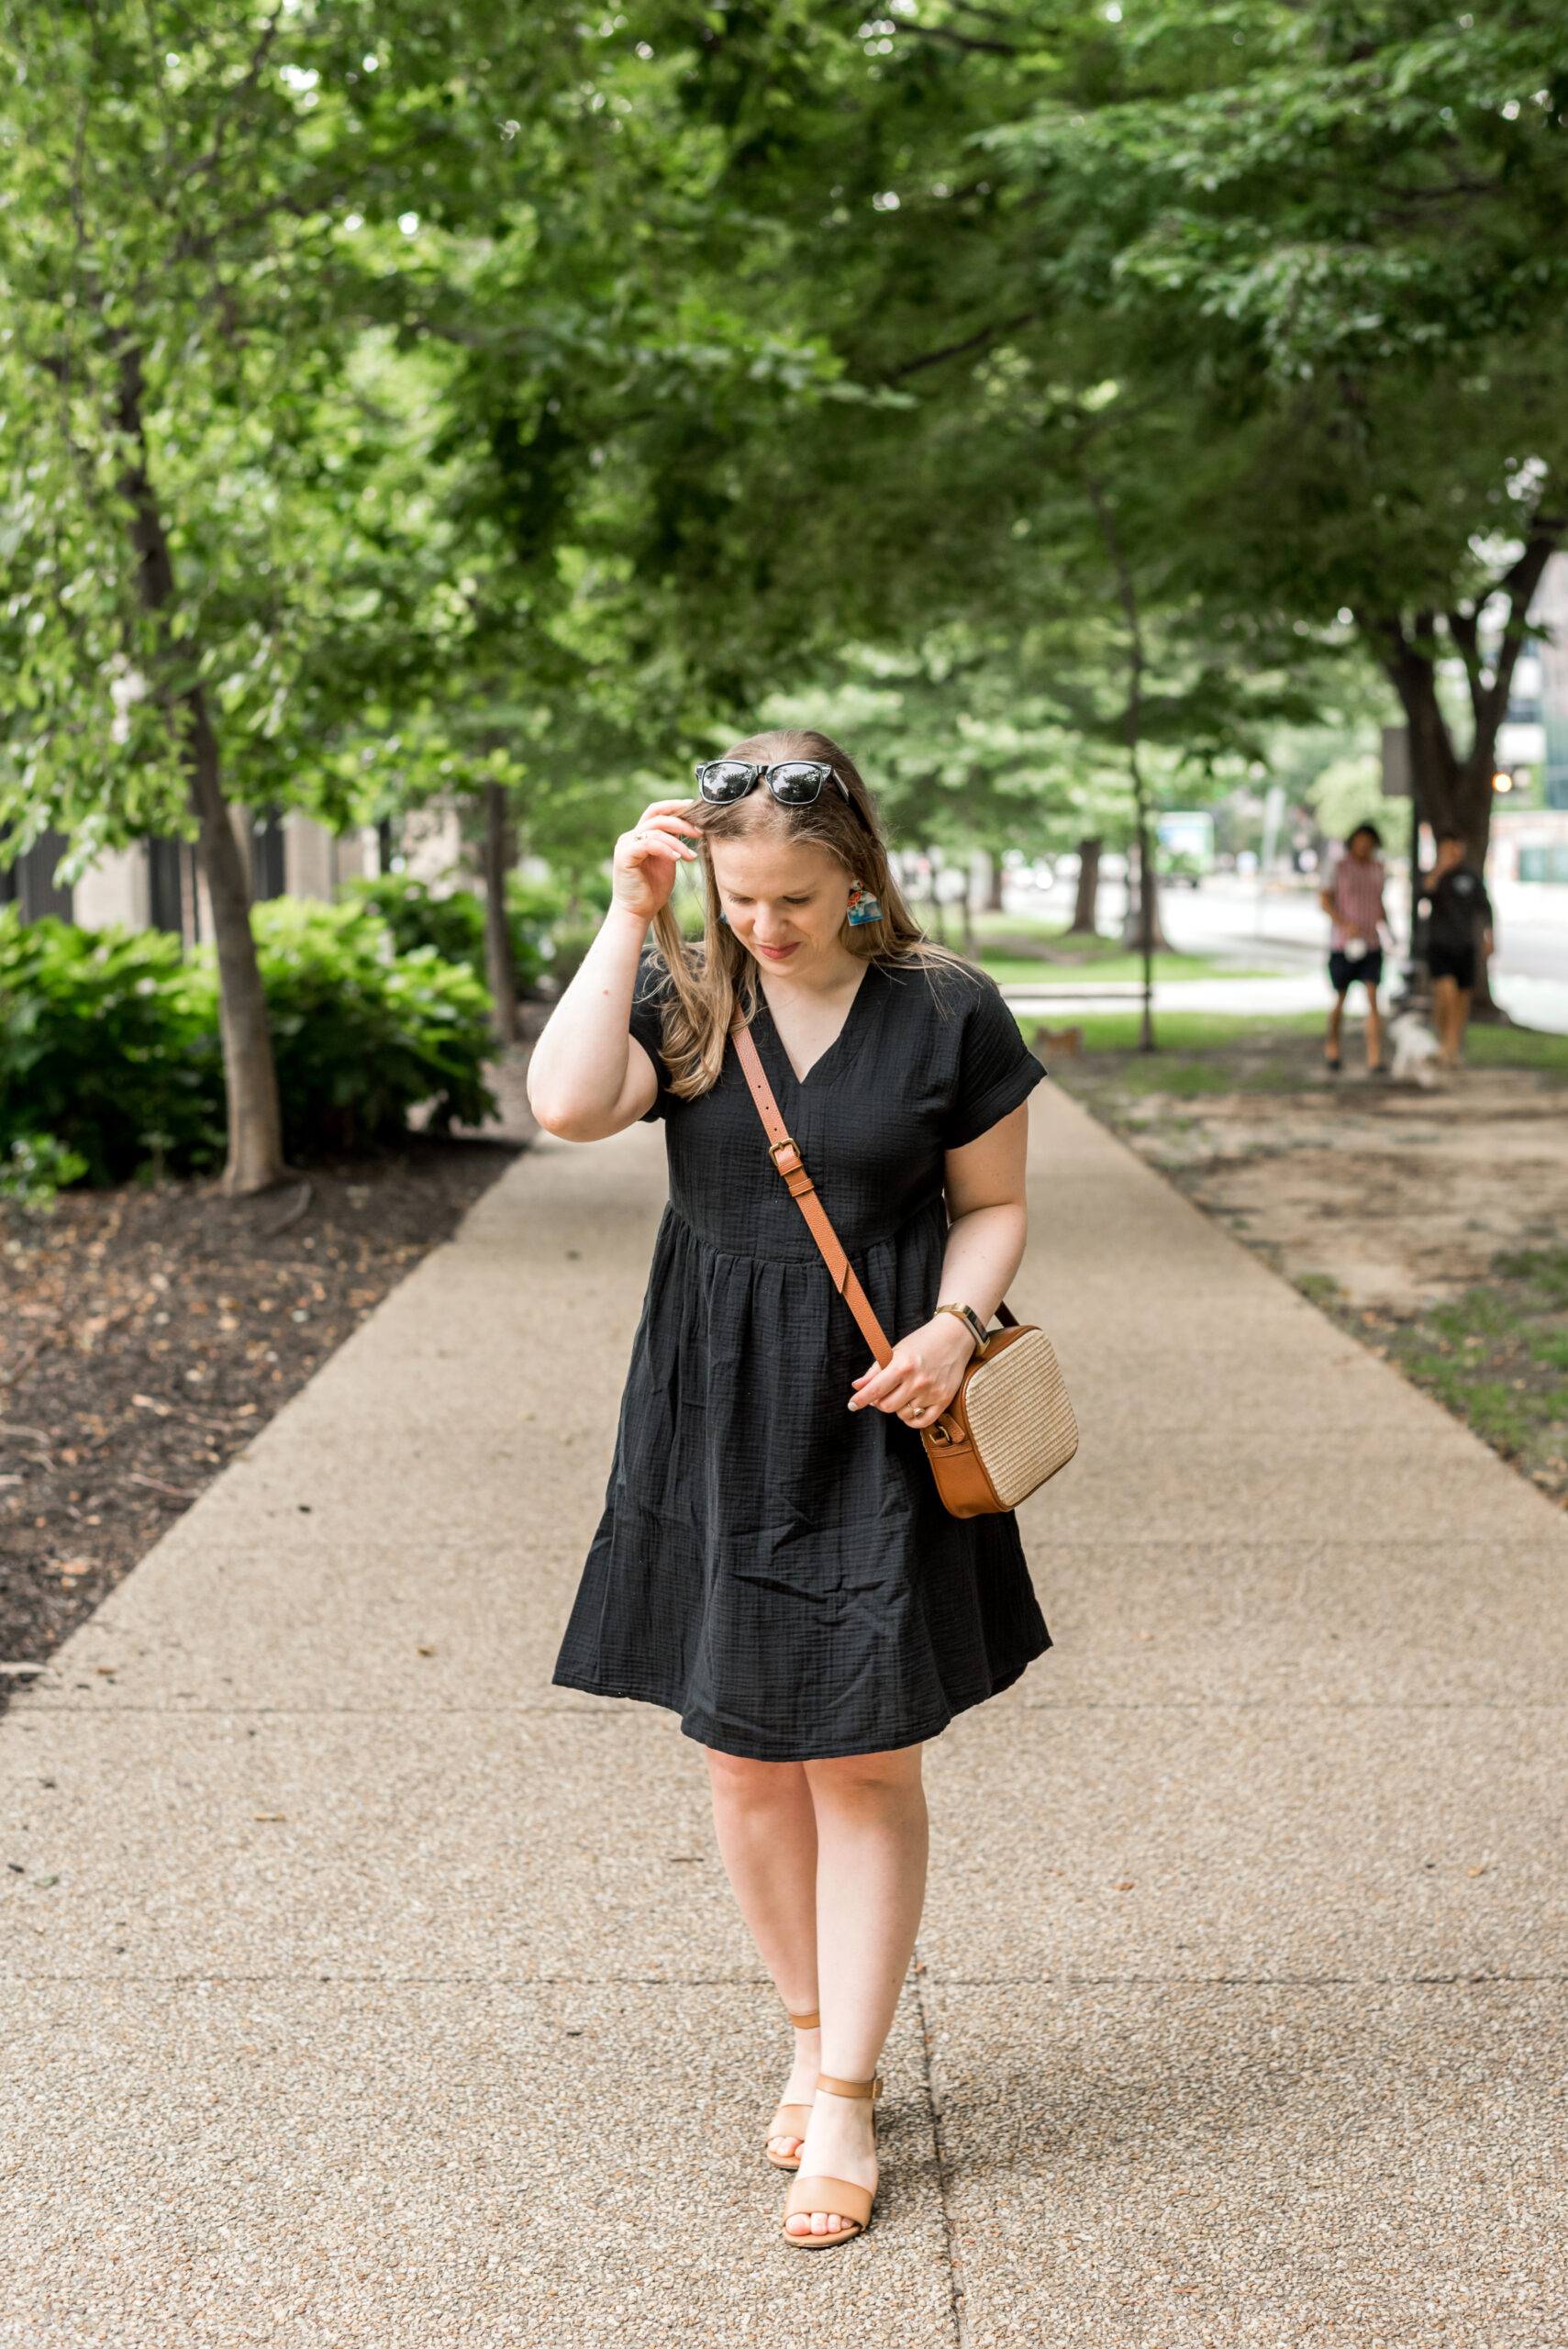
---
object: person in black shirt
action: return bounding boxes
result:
[1420,832,1494,1067]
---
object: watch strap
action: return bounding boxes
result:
[936,1301,991,1356]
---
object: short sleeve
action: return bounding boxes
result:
[940,974,1047,1151]
[628,957,673,1122]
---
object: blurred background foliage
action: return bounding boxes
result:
[1,0,1565,1177]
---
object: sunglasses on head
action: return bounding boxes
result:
[694,758,853,810]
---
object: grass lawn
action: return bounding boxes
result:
[968,918,1291,990]
[982,952,1286,987]
[1312,1252,1568,1502]
[1022,1008,1568,1075]
[1021,1008,1324,1055]
[1462,1025,1568,1073]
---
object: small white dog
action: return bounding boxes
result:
[1388,1011,1440,1086]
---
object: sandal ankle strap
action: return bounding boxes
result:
[786,2009,821,2031]
[816,2072,882,2099]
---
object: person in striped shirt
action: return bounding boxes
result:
[1319,822,1388,1075]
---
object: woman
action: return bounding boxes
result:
[528,729,1050,2247]
[1319,821,1389,1075]
[1419,830,1495,1068]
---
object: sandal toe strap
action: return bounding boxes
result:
[767,2103,814,2141]
[784,2175,874,2231]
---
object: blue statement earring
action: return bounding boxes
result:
[847,885,883,928]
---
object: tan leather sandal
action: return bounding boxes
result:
[765,2009,818,2172]
[781,2073,881,2249]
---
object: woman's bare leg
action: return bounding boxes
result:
[1430,974,1459,1064]
[704,1749,821,2162]
[1452,985,1473,1064]
[1326,990,1347,1063]
[787,1744,929,2240]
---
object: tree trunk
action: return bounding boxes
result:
[184,691,288,1191]
[117,344,286,1191]
[984,852,1005,913]
[481,782,518,1043]
[1068,837,1102,936]
[1119,853,1171,952]
[1084,469,1159,1047]
[1136,818,1156,1052]
[1374,525,1563,1015]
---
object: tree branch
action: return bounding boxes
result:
[1465,523,1567,747]
[903,25,1020,54]
[1374,609,1458,829]
[884,311,1036,382]
[170,6,286,199]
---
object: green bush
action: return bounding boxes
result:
[544,918,603,987]
[0,900,496,1184]
[506,874,570,994]
[0,1133,90,1213]
[0,913,226,1184]
[347,869,564,995]
[251,899,496,1152]
[506,875,570,930]
[340,873,488,979]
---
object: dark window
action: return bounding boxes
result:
[250,805,286,900]
[148,838,186,935]
[0,829,73,923]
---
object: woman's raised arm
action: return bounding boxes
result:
[526,800,700,1141]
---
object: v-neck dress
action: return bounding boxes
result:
[551,956,1051,1760]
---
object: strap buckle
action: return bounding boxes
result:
[768,1135,803,1170]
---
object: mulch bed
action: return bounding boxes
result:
[0,1138,520,1694]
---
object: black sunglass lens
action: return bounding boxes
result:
[770,763,832,803]
[698,762,757,801]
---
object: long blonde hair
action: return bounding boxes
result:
[648,727,953,1100]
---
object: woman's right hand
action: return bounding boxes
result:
[611,800,703,923]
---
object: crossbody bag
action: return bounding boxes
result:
[730,1020,1078,1519]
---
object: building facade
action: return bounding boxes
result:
[4,811,383,938]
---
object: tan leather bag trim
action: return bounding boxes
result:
[729,1018,1043,1519]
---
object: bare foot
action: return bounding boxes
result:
[784,2084,877,2240]
[766,2022,820,2165]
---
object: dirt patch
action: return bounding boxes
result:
[0,1137,520,1689]
[1055,1023,1568,1503]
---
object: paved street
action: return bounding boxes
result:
[1008,872,1568,1031]
[4,1087,1565,2346]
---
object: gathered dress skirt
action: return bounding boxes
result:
[552,956,1051,1760]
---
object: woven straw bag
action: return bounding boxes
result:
[731,1023,1078,1520]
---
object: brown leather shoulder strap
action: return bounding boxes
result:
[730,1020,894,1368]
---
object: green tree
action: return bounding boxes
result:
[0,1,591,1187]
[977,0,1568,870]
[640,0,1567,884]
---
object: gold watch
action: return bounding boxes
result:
[935,1301,991,1356]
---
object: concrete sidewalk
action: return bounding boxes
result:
[4,1088,1565,2346]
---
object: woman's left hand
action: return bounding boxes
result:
[848,1314,975,1427]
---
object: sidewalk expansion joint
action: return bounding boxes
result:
[6,1702,637,1718]
[7,1967,1564,1990]
[920,1971,1568,1989]
[0,1970,784,1988]
[912,1952,972,2347]
[1020,1698,1568,1712]
[18,1696,1563,1720]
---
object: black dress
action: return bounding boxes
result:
[551,956,1051,1761]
